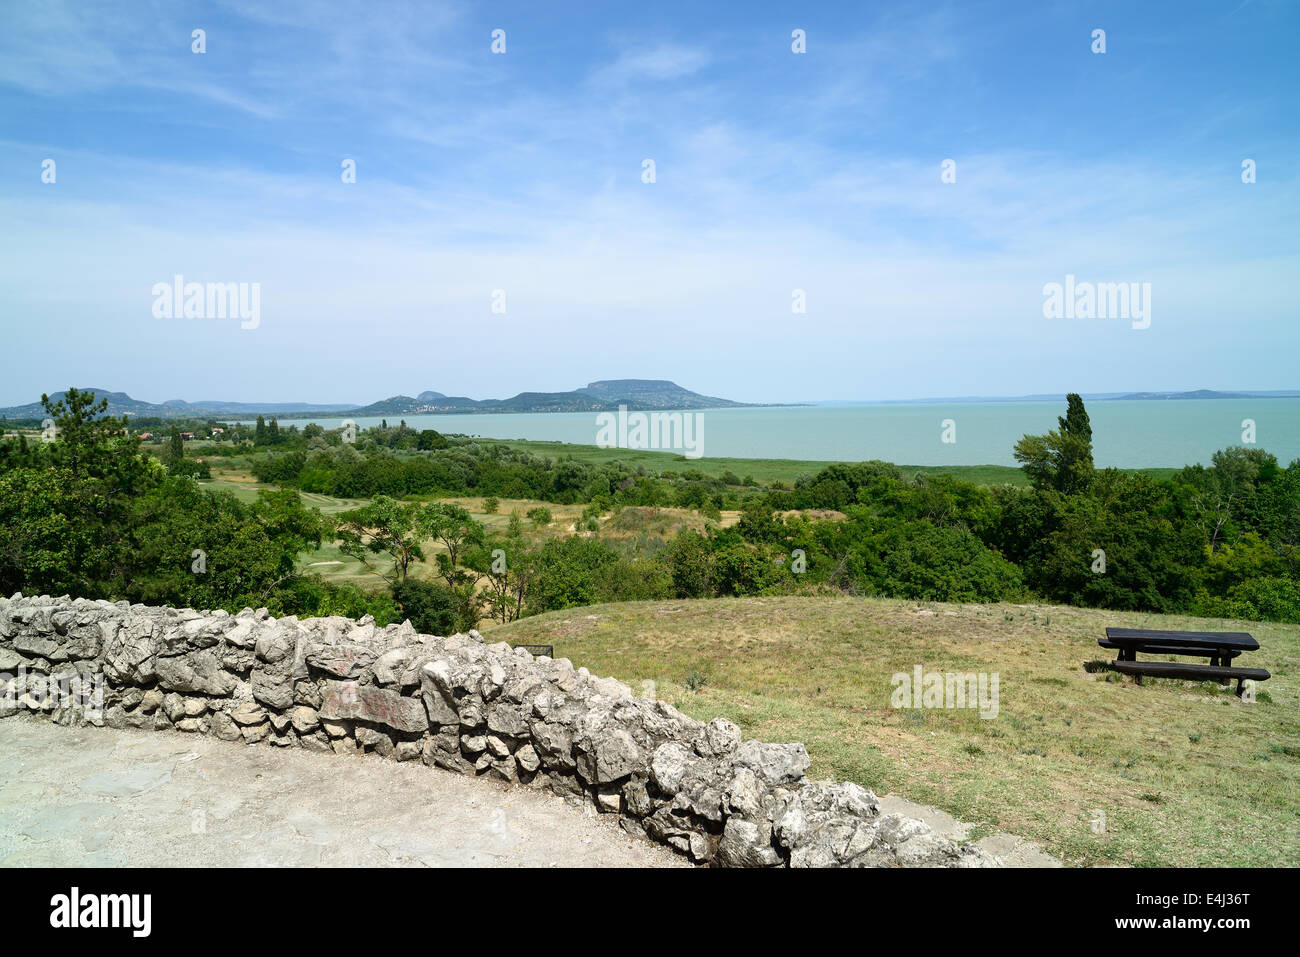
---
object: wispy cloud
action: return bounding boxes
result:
[0,0,1297,404]
[591,42,711,85]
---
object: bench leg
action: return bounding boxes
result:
[1214,656,1231,685]
[1236,678,1245,697]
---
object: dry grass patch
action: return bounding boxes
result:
[486,595,1300,868]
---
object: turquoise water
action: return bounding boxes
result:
[267,398,1299,468]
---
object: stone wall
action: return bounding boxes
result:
[0,593,996,868]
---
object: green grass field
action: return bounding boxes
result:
[487,439,1180,488]
[490,439,1027,485]
[485,595,1300,868]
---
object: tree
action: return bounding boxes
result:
[1025,471,1204,612]
[1013,393,1095,494]
[422,503,485,585]
[335,497,433,586]
[391,579,458,635]
[123,480,322,608]
[526,537,621,611]
[255,415,267,445]
[667,529,715,598]
[0,467,83,596]
[1177,447,1280,553]
[417,429,448,451]
[5,389,158,594]
[1059,393,1092,445]
[169,427,184,462]
[469,533,534,624]
[423,503,487,629]
[40,388,137,482]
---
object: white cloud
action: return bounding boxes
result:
[591,43,711,86]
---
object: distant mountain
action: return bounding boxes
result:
[0,389,357,421]
[577,379,740,409]
[857,389,1300,405]
[0,389,156,418]
[347,379,752,417]
[0,380,753,422]
[1111,389,1254,401]
[11,383,1286,425]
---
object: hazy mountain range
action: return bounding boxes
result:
[0,380,753,421]
[2,384,1294,423]
[835,389,1300,405]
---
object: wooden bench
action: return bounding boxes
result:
[511,643,554,659]
[1099,627,1270,697]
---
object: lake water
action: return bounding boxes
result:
[265,398,1299,469]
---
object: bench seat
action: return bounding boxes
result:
[1110,658,1270,696]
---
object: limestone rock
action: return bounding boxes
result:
[716,817,782,867]
[319,680,427,733]
[305,642,378,679]
[290,705,320,734]
[734,740,810,787]
[251,669,294,710]
[355,726,393,756]
[155,650,237,697]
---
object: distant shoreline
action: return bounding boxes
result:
[3,387,1297,423]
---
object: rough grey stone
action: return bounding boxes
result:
[318,680,427,733]
[305,642,378,678]
[734,740,810,786]
[155,650,237,697]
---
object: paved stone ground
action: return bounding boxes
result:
[0,716,1059,868]
[0,716,686,868]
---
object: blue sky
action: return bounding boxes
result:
[2,0,1297,405]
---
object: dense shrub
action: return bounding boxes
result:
[391,578,459,635]
[878,523,1023,603]
[1192,577,1300,624]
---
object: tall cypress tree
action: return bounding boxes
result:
[1059,393,1093,447]
[1014,393,1095,494]
[1056,393,1094,492]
